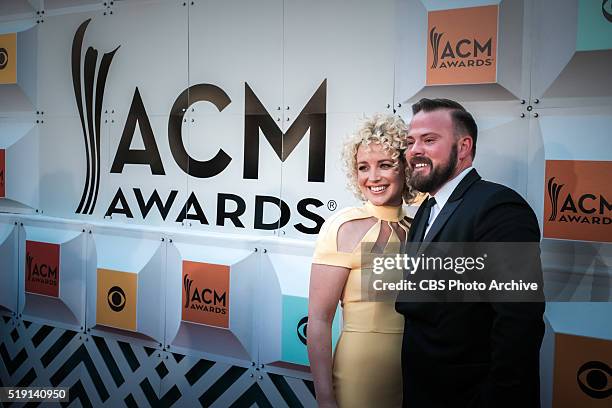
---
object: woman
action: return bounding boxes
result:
[307,114,415,407]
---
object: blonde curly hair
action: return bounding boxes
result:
[342,113,416,204]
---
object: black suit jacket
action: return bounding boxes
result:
[395,169,545,408]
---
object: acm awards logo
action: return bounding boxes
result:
[576,360,612,399]
[25,241,60,298]
[547,177,611,225]
[296,316,308,346]
[182,261,229,328]
[107,286,126,312]
[71,19,120,216]
[26,252,58,286]
[546,177,563,222]
[604,0,612,23]
[71,19,328,235]
[183,274,227,315]
[429,26,493,70]
[426,5,497,86]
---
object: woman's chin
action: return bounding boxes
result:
[367,195,401,207]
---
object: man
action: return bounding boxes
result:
[395,98,545,407]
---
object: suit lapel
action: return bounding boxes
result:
[418,198,463,254]
[416,169,481,254]
[446,168,481,202]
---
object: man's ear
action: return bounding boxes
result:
[458,136,473,160]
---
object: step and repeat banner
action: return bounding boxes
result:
[0,0,611,406]
[32,0,398,240]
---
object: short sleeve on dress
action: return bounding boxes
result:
[312,210,354,269]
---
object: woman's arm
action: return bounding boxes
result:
[307,263,350,408]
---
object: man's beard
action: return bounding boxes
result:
[408,144,458,193]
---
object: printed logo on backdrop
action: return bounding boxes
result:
[96,268,137,331]
[552,334,612,405]
[182,261,229,328]
[604,0,612,23]
[70,19,329,235]
[281,295,340,366]
[544,161,611,242]
[547,177,564,222]
[281,296,310,365]
[25,241,60,297]
[71,19,120,215]
[577,361,612,399]
[0,48,7,69]
[0,33,16,84]
[296,316,308,345]
[426,5,498,85]
[107,286,126,312]
[0,149,5,198]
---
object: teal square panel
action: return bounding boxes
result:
[577,0,612,51]
[281,295,341,366]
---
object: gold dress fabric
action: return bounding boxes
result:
[312,201,410,408]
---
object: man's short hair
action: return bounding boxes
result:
[411,98,478,158]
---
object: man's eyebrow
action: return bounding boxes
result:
[408,132,439,138]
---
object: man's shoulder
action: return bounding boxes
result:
[455,177,541,241]
[465,179,539,232]
[467,179,529,207]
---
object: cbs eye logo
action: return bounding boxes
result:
[0,48,7,70]
[296,316,308,345]
[604,0,612,23]
[107,286,126,312]
[576,360,611,399]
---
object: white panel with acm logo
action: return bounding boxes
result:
[19,220,86,331]
[164,232,258,365]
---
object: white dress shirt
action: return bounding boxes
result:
[424,166,474,237]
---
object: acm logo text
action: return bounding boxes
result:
[547,177,611,225]
[71,19,329,234]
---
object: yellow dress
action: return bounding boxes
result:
[312,201,410,408]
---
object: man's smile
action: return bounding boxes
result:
[410,158,433,173]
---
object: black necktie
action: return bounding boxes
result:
[417,197,437,243]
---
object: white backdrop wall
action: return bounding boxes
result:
[0,0,611,407]
[0,0,606,241]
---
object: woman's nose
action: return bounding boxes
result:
[368,168,381,181]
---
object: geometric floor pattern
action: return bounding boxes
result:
[0,314,316,407]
